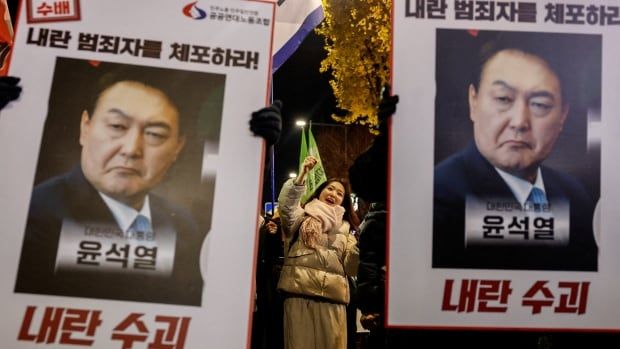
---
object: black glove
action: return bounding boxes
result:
[0,76,22,110]
[377,86,399,135]
[250,100,282,146]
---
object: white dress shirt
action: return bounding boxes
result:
[494,167,546,207]
[99,192,152,236]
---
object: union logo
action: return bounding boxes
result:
[182,1,207,20]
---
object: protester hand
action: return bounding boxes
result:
[250,100,282,146]
[294,156,317,185]
[360,313,382,331]
[301,156,317,174]
[377,85,399,135]
[264,220,278,234]
[0,76,22,110]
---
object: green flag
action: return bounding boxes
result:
[303,127,327,201]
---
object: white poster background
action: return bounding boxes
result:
[0,0,274,347]
[390,0,620,330]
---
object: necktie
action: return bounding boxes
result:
[526,187,548,211]
[130,214,152,235]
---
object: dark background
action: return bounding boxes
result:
[7,0,16,26]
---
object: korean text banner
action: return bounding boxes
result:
[390,0,620,330]
[0,0,274,347]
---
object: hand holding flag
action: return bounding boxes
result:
[301,155,318,174]
[297,126,327,202]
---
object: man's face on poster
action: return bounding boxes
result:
[79,81,185,209]
[468,49,568,181]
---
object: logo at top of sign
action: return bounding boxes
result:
[183,1,207,20]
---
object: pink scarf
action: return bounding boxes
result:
[300,199,345,249]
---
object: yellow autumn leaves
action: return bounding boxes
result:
[316,0,391,133]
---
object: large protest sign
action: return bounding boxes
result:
[0,0,274,347]
[390,0,620,330]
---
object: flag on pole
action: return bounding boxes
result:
[307,126,327,188]
[299,126,327,202]
[272,0,324,72]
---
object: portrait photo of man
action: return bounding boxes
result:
[15,58,225,305]
[432,30,601,271]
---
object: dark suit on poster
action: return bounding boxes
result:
[15,166,204,305]
[433,143,598,271]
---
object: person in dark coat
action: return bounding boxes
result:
[349,89,397,348]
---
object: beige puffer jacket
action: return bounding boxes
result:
[277,179,359,304]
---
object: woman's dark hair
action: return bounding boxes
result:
[304,178,360,231]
